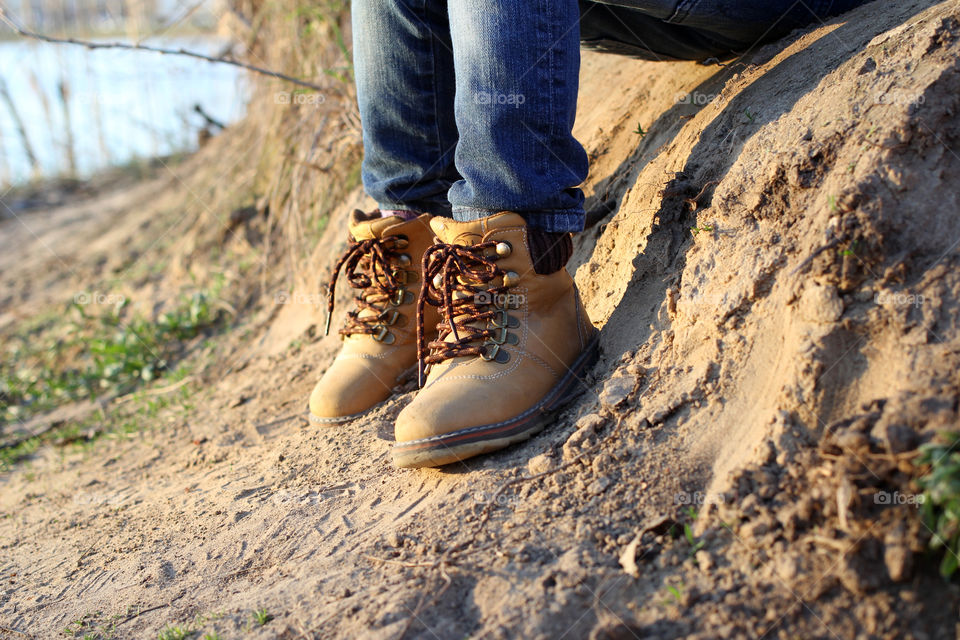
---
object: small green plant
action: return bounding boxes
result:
[1,297,212,470]
[665,584,683,604]
[62,612,103,638]
[684,523,706,553]
[201,633,222,640]
[633,122,647,137]
[1,290,224,428]
[59,608,132,639]
[743,108,756,123]
[841,241,858,257]
[251,608,273,626]
[916,432,960,577]
[690,224,714,236]
[681,507,706,558]
[157,625,193,640]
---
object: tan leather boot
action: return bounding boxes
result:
[309,210,438,424]
[393,212,599,467]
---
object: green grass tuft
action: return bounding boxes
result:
[916,432,960,578]
[1,290,225,428]
[157,625,193,640]
[251,608,274,626]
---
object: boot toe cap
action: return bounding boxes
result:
[394,376,531,443]
[308,357,399,422]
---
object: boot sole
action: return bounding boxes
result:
[391,334,601,468]
[308,410,371,425]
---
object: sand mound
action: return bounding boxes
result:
[578,0,960,510]
[3,1,960,638]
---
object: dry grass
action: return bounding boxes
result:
[155,0,361,299]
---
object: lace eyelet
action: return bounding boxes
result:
[490,308,509,328]
[390,288,414,307]
[378,308,400,326]
[372,325,395,344]
[480,342,510,363]
[488,325,508,345]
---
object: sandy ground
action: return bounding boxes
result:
[3,1,960,638]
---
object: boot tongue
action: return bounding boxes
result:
[429,212,527,245]
[349,209,405,241]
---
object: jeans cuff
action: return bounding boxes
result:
[377,200,453,218]
[452,206,585,233]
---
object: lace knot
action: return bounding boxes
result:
[325,235,410,340]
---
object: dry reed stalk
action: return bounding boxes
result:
[82,57,111,165]
[0,76,40,176]
[56,76,76,176]
[27,69,55,148]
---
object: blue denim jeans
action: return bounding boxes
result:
[353,0,872,233]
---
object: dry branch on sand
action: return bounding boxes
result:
[0,8,326,91]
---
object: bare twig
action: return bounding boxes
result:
[194,104,226,130]
[684,180,720,211]
[789,236,842,276]
[113,376,194,405]
[0,8,325,92]
[1,423,56,451]
[363,555,441,569]
[807,535,855,553]
[114,603,170,627]
[0,399,103,451]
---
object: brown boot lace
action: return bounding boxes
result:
[416,239,520,385]
[325,235,414,343]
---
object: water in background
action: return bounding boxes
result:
[0,36,248,186]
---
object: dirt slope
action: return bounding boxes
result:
[3,1,960,638]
